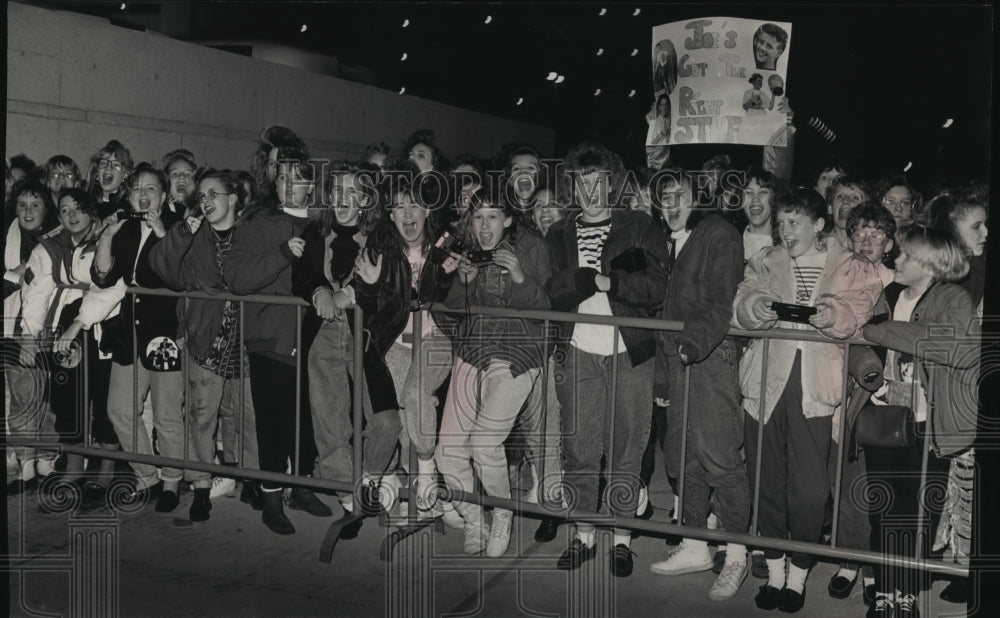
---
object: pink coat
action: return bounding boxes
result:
[733,244,883,424]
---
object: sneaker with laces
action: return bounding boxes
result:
[440,501,465,530]
[486,509,512,557]
[708,561,747,601]
[895,593,919,617]
[413,473,438,513]
[649,541,714,575]
[609,544,635,577]
[209,476,237,499]
[866,595,894,618]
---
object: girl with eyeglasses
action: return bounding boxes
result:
[149,168,261,522]
[85,140,134,218]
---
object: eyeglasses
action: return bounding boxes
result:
[882,196,914,212]
[50,172,76,181]
[195,190,230,204]
[850,229,888,244]
[97,160,125,171]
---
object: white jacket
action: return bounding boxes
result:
[20,227,124,341]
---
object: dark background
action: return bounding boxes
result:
[34,1,994,189]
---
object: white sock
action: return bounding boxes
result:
[261,486,281,493]
[681,539,708,553]
[575,529,596,547]
[417,458,436,476]
[786,564,809,593]
[672,495,679,520]
[725,543,747,565]
[863,575,875,586]
[613,532,631,547]
[341,496,354,512]
[766,558,786,589]
[636,485,649,515]
[835,567,858,580]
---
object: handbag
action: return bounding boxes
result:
[854,403,917,449]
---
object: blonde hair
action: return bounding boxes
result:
[897,224,969,282]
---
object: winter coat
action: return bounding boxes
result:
[21,227,124,340]
[223,210,307,361]
[91,215,181,369]
[444,229,551,377]
[546,210,670,368]
[148,219,233,361]
[862,281,978,456]
[733,244,883,424]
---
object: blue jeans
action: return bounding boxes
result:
[664,340,750,534]
[557,347,653,519]
[308,319,400,481]
[385,325,453,463]
[184,351,259,488]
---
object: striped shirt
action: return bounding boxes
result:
[571,216,626,356]
[791,253,824,304]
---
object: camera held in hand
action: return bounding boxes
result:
[116,210,147,222]
[467,249,495,266]
[430,230,467,264]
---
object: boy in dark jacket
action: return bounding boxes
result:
[646,169,750,601]
[223,153,326,535]
[546,142,669,577]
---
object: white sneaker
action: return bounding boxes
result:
[413,473,438,512]
[649,541,714,576]
[35,458,56,477]
[486,509,513,557]
[20,459,36,482]
[209,476,237,499]
[440,501,465,530]
[378,474,401,513]
[708,561,747,601]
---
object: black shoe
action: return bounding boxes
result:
[940,579,969,604]
[189,488,212,522]
[828,573,858,599]
[262,491,295,535]
[240,480,265,511]
[712,549,727,574]
[777,587,805,613]
[123,479,163,508]
[895,594,919,617]
[7,478,38,495]
[154,488,180,513]
[866,597,893,618]
[534,518,560,543]
[755,585,782,610]
[609,544,635,577]
[80,480,108,511]
[557,539,597,571]
[751,552,769,579]
[288,487,333,517]
[863,583,877,606]
[341,517,363,540]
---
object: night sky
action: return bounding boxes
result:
[41,2,994,187]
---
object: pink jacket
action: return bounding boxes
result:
[733,244,883,424]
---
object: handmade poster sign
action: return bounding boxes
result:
[647,17,792,147]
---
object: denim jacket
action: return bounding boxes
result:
[444,230,551,376]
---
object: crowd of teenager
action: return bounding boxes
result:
[3,124,986,616]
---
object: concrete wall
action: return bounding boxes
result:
[6,1,552,174]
